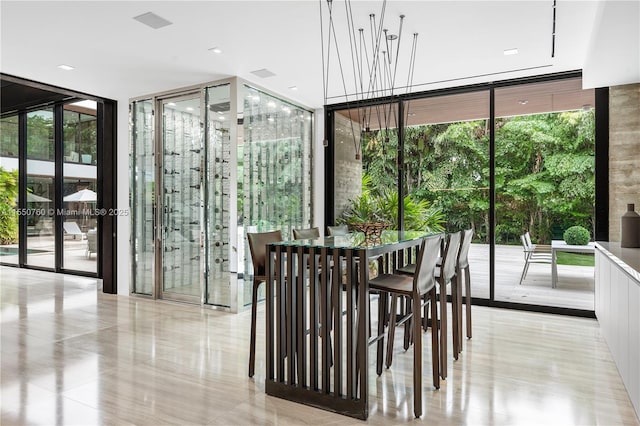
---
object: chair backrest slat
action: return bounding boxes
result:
[414,234,443,295]
[458,228,474,269]
[441,231,462,282]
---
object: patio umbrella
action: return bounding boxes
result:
[63,188,97,202]
[64,189,97,228]
[27,193,51,203]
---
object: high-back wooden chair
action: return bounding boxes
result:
[247,230,283,377]
[369,234,443,418]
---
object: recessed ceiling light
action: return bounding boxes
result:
[504,48,519,56]
[218,115,225,120]
[209,47,222,54]
[186,107,194,111]
[133,12,173,29]
[518,99,529,105]
[267,101,276,108]
[289,86,298,91]
[69,100,97,110]
[167,102,176,107]
[58,64,75,71]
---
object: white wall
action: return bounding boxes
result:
[583,1,640,88]
[116,100,131,295]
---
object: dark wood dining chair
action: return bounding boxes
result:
[456,228,473,342]
[437,231,461,378]
[369,234,442,418]
[247,230,283,378]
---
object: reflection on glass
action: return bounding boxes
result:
[131,99,154,295]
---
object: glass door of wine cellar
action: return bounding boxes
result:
[158,95,204,303]
[130,79,310,311]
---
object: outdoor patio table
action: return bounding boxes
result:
[264,230,428,419]
[551,240,596,288]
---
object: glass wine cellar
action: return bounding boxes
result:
[130,78,313,310]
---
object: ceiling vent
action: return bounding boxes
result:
[250,68,276,78]
[133,12,173,29]
[209,102,230,113]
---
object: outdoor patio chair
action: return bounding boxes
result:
[525,231,551,254]
[86,229,97,258]
[63,221,85,240]
[519,233,552,285]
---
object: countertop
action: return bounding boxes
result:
[595,241,640,283]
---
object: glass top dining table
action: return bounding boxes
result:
[263,229,430,419]
[270,229,429,251]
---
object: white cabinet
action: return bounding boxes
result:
[629,281,640,419]
[595,244,640,419]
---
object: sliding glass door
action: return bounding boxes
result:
[403,91,490,300]
[159,95,203,303]
[25,108,55,269]
[0,99,102,277]
[494,78,595,309]
[327,73,598,313]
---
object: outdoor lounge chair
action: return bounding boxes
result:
[63,221,85,240]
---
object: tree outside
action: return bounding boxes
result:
[359,109,594,245]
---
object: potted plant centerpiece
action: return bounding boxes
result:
[339,191,389,243]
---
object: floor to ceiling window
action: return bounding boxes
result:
[402,91,491,300]
[0,115,19,265]
[326,72,599,314]
[0,74,115,286]
[25,108,55,269]
[494,78,595,310]
[62,102,98,273]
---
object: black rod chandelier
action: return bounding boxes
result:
[320,0,419,159]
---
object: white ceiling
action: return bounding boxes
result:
[0,1,635,109]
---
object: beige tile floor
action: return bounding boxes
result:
[1,266,637,425]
